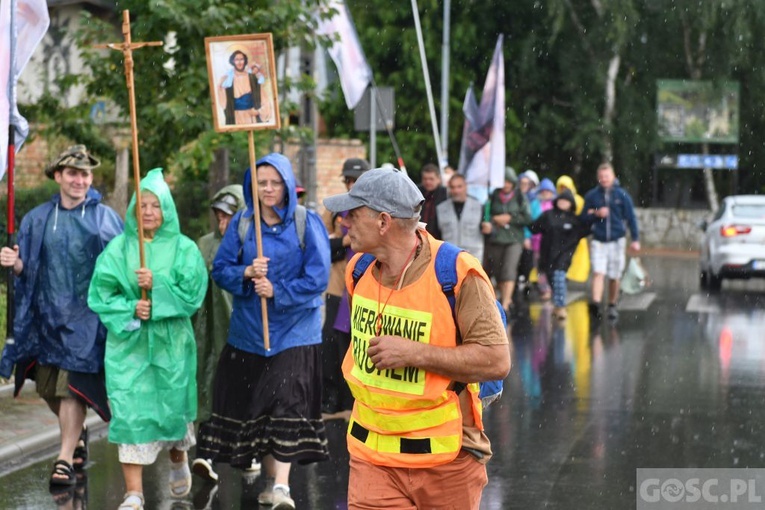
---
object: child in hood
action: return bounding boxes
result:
[529,189,594,320]
[529,178,557,300]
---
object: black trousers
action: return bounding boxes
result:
[321,294,354,413]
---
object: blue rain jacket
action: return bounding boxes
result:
[212,153,330,356]
[0,189,123,377]
[582,184,639,243]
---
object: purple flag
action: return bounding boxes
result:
[457,35,505,196]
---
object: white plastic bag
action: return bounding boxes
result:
[620,257,648,295]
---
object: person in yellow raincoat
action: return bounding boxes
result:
[556,175,590,283]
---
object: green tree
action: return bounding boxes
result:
[320,0,521,178]
[27,0,331,238]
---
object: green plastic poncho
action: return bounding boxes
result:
[88,168,208,444]
[194,184,245,422]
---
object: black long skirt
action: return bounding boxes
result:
[196,343,329,468]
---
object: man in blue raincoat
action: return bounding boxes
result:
[0,145,123,486]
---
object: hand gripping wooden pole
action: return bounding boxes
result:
[94,10,162,300]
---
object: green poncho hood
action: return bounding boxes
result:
[125,168,180,239]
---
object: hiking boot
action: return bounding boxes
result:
[272,485,295,509]
[607,304,619,321]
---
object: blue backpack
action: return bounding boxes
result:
[350,241,506,408]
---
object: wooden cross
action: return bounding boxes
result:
[95,10,162,299]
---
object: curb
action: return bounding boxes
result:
[0,414,106,466]
[0,383,109,466]
[0,383,15,399]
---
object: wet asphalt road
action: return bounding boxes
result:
[1,255,765,509]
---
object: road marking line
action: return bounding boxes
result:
[618,292,656,310]
[685,294,720,313]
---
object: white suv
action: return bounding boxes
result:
[699,195,765,292]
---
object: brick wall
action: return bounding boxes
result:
[5,135,50,192]
[8,136,366,195]
[283,138,367,213]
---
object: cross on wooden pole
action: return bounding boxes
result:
[94,10,162,299]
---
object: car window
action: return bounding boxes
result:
[732,204,765,219]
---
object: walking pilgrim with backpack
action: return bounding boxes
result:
[323,167,510,510]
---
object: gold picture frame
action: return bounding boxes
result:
[205,33,281,132]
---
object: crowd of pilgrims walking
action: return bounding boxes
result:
[0,144,638,509]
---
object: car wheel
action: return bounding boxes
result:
[708,271,722,292]
[699,269,709,290]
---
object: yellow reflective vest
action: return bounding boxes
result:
[343,235,486,468]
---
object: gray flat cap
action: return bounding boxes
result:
[323,167,424,219]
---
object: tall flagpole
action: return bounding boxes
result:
[5,0,19,357]
[95,11,162,300]
[440,0,451,166]
[410,0,445,175]
[5,127,15,352]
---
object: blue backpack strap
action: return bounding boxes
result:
[351,253,377,290]
[434,243,469,396]
[434,242,462,328]
[435,242,505,406]
[435,242,507,328]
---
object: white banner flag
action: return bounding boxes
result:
[1,0,50,179]
[457,35,505,196]
[316,0,372,110]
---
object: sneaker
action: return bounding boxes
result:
[258,477,275,505]
[244,459,262,472]
[607,304,619,321]
[118,491,144,510]
[272,485,295,509]
[588,302,602,319]
[192,458,218,483]
[169,459,192,498]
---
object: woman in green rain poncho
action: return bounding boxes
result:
[88,168,207,510]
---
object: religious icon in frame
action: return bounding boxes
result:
[205,33,281,132]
